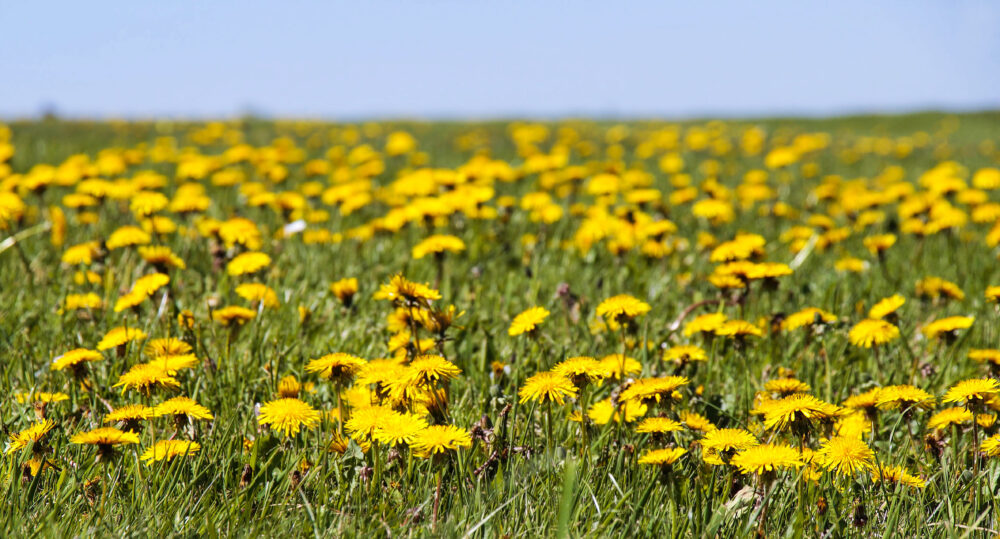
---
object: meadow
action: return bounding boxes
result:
[2,112,1000,537]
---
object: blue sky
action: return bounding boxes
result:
[1,1,998,119]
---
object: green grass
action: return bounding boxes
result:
[1,112,1000,537]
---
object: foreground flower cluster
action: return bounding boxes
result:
[2,116,1000,534]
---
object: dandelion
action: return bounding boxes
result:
[409,354,462,385]
[926,407,972,430]
[981,434,1000,457]
[411,234,465,259]
[552,356,608,385]
[508,306,550,336]
[258,398,321,437]
[140,440,201,465]
[305,353,367,383]
[942,378,1000,405]
[330,277,359,307]
[235,283,280,309]
[97,326,148,351]
[701,428,757,463]
[848,319,900,348]
[373,274,441,306]
[731,444,804,475]
[876,385,935,411]
[863,233,896,255]
[596,294,651,324]
[868,294,905,320]
[922,316,974,340]
[147,354,199,374]
[113,363,180,394]
[662,345,708,366]
[345,405,398,446]
[144,338,193,358]
[5,420,55,454]
[518,371,578,405]
[226,251,271,276]
[621,376,690,406]
[679,410,716,433]
[764,378,811,395]
[372,412,428,447]
[106,225,151,249]
[636,417,684,434]
[212,305,256,326]
[104,404,154,431]
[683,313,728,337]
[781,307,836,331]
[817,436,874,475]
[599,354,642,379]
[760,393,838,432]
[153,396,214,421]
[411,425,472,457]
[638,447,687,466]
[51,348,102,374]
[873,465,926,489]
[71,427,140,461]
[138,245,186,270]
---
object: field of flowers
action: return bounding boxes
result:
[2,113,1000,536]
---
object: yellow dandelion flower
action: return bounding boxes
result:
[212,305,256,326]
[140,440,201,465]
[143,338,192,358]
[873,465,926,489]
[868,294,905,319]
[138,245,186,269]
[662,345,708,365]
[51,348,102,372]
[922,316,974,339]
[981,434,1000,457]
[112,363,180,394]
[226,251,271,276]
[596,294,651,323]
[97,326,147,351]
[817,436,874,475]
[104,404,154,425]
[70,427,140,457]
[330,277,359,307]
[508,306,550,336]
[106,225,151,250]
[679,410,716,433]
[306,353,367,383]
[621,376,689,405]
[969,349,1000,365]
[411,234,466,259]
[552,356,607,384]
[638,447,687,466]
[409,354,462,385]
[373,274,441,305]
[636,417,684,434]
[782,307,837,331]
[235,283,280,309]
[258,398,321,437]
[683,313,728,336]
[731,444,804,475]
[599,354,642,379]
[372,412,429,446]
[848,319,900,348]
[5,420,55,454]
[942,378,1000,405]
[926,407,973,430]
[153,396,214,420]
[518,372,578,405]
[411,425,472,457]
[876,385,935,410]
